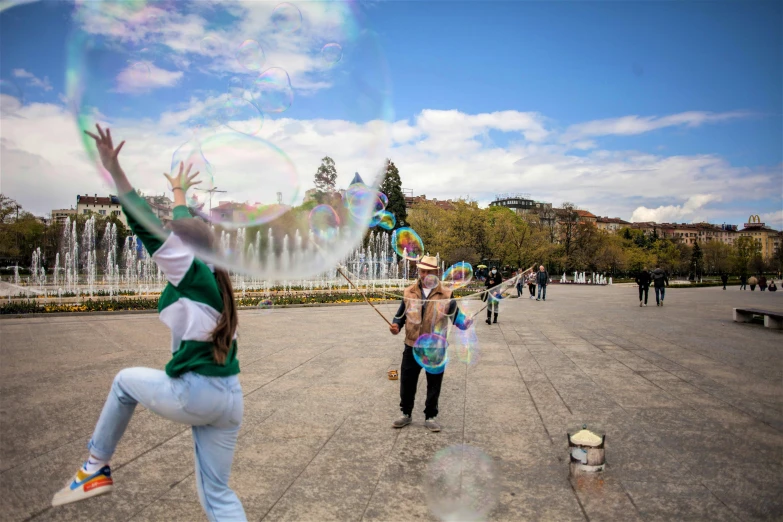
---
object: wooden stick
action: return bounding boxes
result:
[470,264,536,319]
[336,266,393,327]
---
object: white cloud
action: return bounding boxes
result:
[0,99,780,233]
[759,210,783,230]
[115,63,183,93]
[630,194,722,223]
[12,68,53,92]
[561,110,753,142]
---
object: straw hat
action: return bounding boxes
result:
[416,255,439,270]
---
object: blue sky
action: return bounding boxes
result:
[0,0,781,229]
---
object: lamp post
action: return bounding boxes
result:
[195,187,227,218]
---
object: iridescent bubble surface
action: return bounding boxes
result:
[271,2,301,33]
[413,333,449,374]
[391,227,425,260]
[425,445,498,521]
[442,262,474,290]
[322,43,343,64]
[68,0,392,279]
[236,39,264,71]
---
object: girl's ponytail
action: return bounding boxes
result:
[212,266,238,364]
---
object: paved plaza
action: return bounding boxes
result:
[1,284,782,521]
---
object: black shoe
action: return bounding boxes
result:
[485,319,491,325]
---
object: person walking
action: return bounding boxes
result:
[484,267,503,324]
[759,275,767,291]
[740,273,747,290]
[635,266,652,306]
[515,271,523,297]
[389,256,472,432]
[52,125,246,520]
[748,275,758,291]
[768,280,778,292]
[527,272,536,299]
[652,266,668,306]
[721,273,729,290]
[536,265,549,301]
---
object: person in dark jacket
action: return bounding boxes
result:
[759,275,767,291]
[721,273,728,290]
[769,281,778,292]
[635,267,652,306]
[536,265,549,301]
[740,273,747,290]
[484,267,502,324]
[652,266,668,306]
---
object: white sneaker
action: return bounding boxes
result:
[52,465,114,507]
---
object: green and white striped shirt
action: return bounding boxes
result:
[122,191,239,378]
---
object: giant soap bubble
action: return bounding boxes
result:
[67,0,392,279]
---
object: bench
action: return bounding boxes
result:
[733,308,783,330]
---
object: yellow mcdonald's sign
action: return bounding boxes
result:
[749,214,761,223]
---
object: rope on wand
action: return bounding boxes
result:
[336,265,393,327]
[470,264,537,319]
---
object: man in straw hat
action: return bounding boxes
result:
[389,255,473,432]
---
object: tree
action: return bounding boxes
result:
[313,157,337,193]
[702,240,731,275]
[732,236,758,275]
[690,242,704,281]
[558,202,579,265]
[379,159,407,229]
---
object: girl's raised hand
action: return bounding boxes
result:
[164,162,201,194]
[84,124,125,175]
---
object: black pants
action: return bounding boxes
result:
[528,283,535,295]
[638,285,649,304]
[400,345,443,419]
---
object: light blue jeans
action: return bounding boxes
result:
[537,285,547,300]
[87,367,246,522]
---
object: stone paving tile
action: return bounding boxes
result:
[0,285,781,521]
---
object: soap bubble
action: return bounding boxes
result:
[252,67,293,113]
[391,227,424,260]
[309,204,340,241]
[422,274,439,290]
[449,326,479,366]
[378,192,389,209]
[376,210,396,230]
[322,43,343,64]
[68,0,391,279]
[236,39,265,71]
[217,96,264,136]
[200,35,223,55]
[271,2,301,33]
[413,333,448,374]
[0,78,23,116]
[402,297,421,325]
[442,262,474,290]
[425,445,498,521]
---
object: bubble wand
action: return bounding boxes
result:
[336,265,393,327]
[469,264,536,319]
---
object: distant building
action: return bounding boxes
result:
[404,193,457,211]
[595,216,631,233]
[144,195,174,224]
[489,194,552,216]
[738,214,780,259]
[51,208,77,226]
[76,194,127,226]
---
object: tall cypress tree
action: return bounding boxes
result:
[313,157,337,193]
[379,159,407,229]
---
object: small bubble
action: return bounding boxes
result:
[200,36,223,55]
[321,43,343,65]
[271,3,302,33]
[236,39,265,71]
[252,67,293,113]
